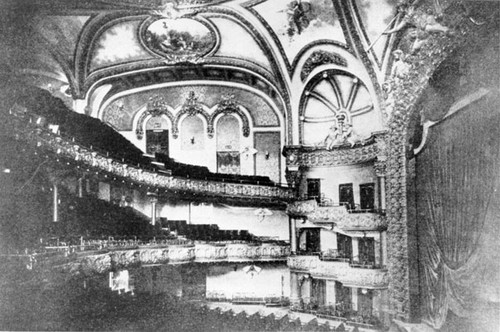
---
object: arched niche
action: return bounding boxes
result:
[180,115,205,151]
[299,69,374,146]
[216,114,241,174]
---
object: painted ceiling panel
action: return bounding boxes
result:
[89,20,154,72]
[102,84,280,131]
[354,0,397,61]
[253,0,345,64]
[209,17,272,71]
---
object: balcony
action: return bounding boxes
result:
[7,113,295,206]
[287,199,387,231]
[283,132,386,168]
[288,255,388,289]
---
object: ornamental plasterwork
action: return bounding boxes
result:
[172,91,210,138]
[300,50,348,81]
[207,94,251,138]
[136,95,175,139]
[288,256,388,289]
[287,200,387,231]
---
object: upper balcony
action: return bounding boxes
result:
[6,111,295,207]
[288,255,388,289]
[286,199,387,231]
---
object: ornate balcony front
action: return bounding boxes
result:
[287,200,387,231]
[283,132,386,169]
[8,114,295,206]
[288,255,388,289]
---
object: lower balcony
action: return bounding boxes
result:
[287,255,388,289]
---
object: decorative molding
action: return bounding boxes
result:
[300,50,348,81]
[172,91,210,138]
[136,95,175,139]
[286,200,387,231]
[288,255,388,289]
[207,94,250,138]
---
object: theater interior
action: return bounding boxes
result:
[0,0,499,331]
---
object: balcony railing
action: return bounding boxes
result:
[287,200,387,230]
[288,255,388,289]
[6,112,295,204]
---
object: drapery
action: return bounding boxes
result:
[415,93,500,329]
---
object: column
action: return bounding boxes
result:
[290,272,300,305]
[351,287,358,311]
[352,237,359,262]
[78,177,84,198]
[325,280,336,306]
[290,217,297,254]
[381,231,387,267]
[147,192,158,226]
[52,182,59,222]
[378,175,386,211]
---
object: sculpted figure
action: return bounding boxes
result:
[384,0,452,53]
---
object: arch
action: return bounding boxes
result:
[299,68,374,145]
[208,95,251,138]
[172,91,210,139]
[135,95,174,140]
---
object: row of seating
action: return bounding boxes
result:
[162,219,253,242]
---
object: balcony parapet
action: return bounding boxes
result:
[287,200,387,230]
[48,242,289,274]
[7,114,295,204]
[195,243,290,262]
[283,132,386,168]
[288,255,388,289]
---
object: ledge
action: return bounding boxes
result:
[288,255,388,289]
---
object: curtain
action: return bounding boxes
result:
[415,93,500,328]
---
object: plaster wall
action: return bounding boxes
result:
[300,162,378,208]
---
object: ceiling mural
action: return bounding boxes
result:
[209,17,272,71]
[89,20,154,72]
[141,17,217,62]
[252,0,346,64]
[102,85,280,131]
[354,0,397,61]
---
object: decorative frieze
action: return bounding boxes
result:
[288,255,388,289]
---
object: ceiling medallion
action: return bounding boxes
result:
[141,6,217,64]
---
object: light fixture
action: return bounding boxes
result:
[265,151,270,159]
[361,288,368,294]
[3,168,11,173]
[190,137,195,144]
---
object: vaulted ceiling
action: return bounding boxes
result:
[1,0,401,143]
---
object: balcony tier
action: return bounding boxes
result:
[287,200,387,231]
[288,255,388,289]
[8,114,295,206]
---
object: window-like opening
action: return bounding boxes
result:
[336,233,352,259]
[359,183,375,211]
[339,183,355,210]
[216,115,240,174]
[307,179,321,202]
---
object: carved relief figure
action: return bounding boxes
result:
[323,125,341,150]
[383,0,452,53]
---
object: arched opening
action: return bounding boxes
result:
[216,114,240,174]
[145,116,170,156]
